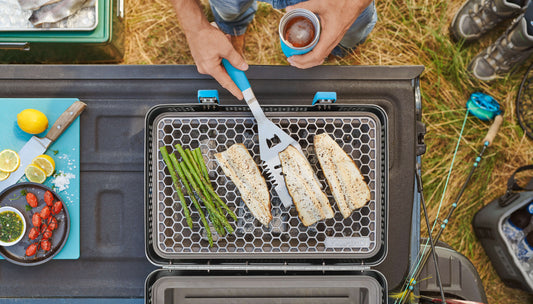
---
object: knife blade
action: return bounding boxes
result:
[0,100,87,192]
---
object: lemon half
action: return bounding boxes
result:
[24,164,46,184]
[0,149,20,173]
[0,171,9,181]
[31,155,55,177]
[17,109,48,135]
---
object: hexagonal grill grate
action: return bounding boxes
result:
[152,112,383,257]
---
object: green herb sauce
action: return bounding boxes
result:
[0,211,23,243]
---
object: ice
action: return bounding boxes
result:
[0,0,95,29]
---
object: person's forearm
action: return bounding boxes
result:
[169,0,210,34]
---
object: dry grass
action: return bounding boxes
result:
[124,0,533,303]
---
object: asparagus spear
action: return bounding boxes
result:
[176,160,234,233]
[159,147,193,229]
[194,148,210,181]
[170,154,213,247]
[176,144,237,221]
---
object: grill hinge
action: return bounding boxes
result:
[416,121,426,156]
[197,90,220,104]
[160,263,372,272]
[312,92,337,105]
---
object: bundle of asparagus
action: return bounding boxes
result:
[159,144,237,247]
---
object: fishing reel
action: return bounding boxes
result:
[467,92,502,121]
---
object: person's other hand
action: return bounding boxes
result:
[186,23,248,100]
[286,0,372,69]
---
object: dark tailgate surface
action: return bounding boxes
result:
[0,64,422,297]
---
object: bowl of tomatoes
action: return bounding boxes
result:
[0,182,69,266]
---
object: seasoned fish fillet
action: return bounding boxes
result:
[279,145,334,226]
[29,0,91,26]
[314,133,371,218]
[215,144,271,226]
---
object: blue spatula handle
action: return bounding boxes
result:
[222,59,251,92]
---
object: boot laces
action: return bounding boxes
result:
[468,0,502,30]
[485,22,532,71]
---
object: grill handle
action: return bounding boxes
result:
[222,59,251,91]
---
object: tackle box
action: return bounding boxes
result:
[473,165,533,293]
[0,0,124,63]
[0,64,424,302]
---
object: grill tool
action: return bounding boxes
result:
[222,59,303,208]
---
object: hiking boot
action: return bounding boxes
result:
[469,16,533,80]
[450,0,525,41]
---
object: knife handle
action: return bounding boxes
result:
[45,101,87,142]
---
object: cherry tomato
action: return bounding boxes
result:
[40,224,47,234]
[52,201,62,215]
[25,243,37,256]
[40,206,51,220]
[47,217,58,231]
[26,192,38,208]
[28,227,39,240]
[44,191,54,207]
[32,213,42,227]
[41,240,51,252]
[42,230,52,240]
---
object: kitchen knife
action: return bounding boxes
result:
[0,100,87,192]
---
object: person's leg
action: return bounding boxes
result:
[450,0,527,42]
[330,1,377,57]
[209,0,258,36]
[469,2,533,80]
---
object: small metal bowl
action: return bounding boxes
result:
[0,206,26,247]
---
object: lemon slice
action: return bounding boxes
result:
[31,154,55,177]
[0,149,20,173]
[0,171,9,181]
[24,164,47,184]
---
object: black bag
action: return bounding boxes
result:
[473,165,533,293]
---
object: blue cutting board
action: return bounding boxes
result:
[0,98,80,260]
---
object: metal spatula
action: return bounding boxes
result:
[222,59,302,208]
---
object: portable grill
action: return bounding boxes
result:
[144,65,426,304]
[149,110,384,258]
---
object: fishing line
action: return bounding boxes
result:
[394,110,469,304]
[395,92,503,304]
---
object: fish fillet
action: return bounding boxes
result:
[29,0,90,26]
[279,145,334,226]
[18,0,61,11]
[215,144,271,226]
[314,133,371,218]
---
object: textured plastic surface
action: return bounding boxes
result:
[0,64,422,297]
[151,110,383,259]
[473,191,533,293]
[419,241,487,302]
[0,98,80,260]
[146,270,387,304]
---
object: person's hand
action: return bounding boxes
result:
[185,23,248,100]
[286,0,372,69]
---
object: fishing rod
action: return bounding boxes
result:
[396,93,504,304]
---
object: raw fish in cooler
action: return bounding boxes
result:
[17,0,60,11]
[29,0,93,26]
